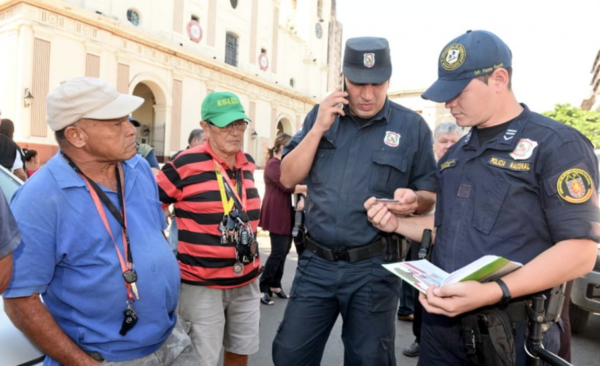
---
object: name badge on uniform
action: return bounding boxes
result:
[440,159,457,172]
[488,157,531,172]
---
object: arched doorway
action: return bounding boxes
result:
[276,116,293,136]
[130,79,168,161]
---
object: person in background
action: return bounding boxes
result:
[128,117,160,175]
[169,129,207,162]
[166,128,207,255]
[3,77,195,366]
[400,121,462,359]
[23,149,40,177]
[0,186,20,294]
[259,133,307,305]
[432,122,462,161]
[0,118,27,181]
[157,91,261,366]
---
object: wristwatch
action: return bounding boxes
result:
[493,278,511,309]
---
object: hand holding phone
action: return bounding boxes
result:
[374,198,400,204]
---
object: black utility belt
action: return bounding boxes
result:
[305,235,402,263]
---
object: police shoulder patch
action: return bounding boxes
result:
[556,168,594,204]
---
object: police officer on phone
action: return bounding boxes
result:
[272,37,437,366]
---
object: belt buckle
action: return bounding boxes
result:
[331,247,348,261]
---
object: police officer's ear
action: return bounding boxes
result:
[490,68,510,92]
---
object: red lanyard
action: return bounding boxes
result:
[82,163,138,302]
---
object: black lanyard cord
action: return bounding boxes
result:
[221,168,244,212]
[62,153,134,264]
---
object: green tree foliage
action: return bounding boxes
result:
[542,104,600,148]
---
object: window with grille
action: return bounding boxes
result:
[127,9,140,26]
[225,32,238,67]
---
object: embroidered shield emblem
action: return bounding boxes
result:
[557,168,594,204]
[364,53,375,68]
[384,131,400,147]
[509,138,538,160]
[567,178,586,198]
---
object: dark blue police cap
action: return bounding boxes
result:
[422,30,512,103]
[128,116,141,127]
[343,37,392,84]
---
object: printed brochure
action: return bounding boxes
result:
[382,255,522,294]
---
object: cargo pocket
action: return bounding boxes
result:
[368,259,400,312]
[289,251,315,298]
[379,337,396,365]
[369,150,408,195]
[472,180,510,234]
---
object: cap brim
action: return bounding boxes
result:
[128,117,141,127]
[83,94,144,120]
[422,78,472,103]
[343,66,391,84]
[211,111,251,127]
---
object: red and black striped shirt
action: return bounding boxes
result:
[157,142,261,289]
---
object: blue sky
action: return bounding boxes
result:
[337,0,600,113]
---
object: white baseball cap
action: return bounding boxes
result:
[46,77,144,131]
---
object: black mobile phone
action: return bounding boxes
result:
[337,74,346,111]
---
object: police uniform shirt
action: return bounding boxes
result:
[284,99,437,247]
[434,105,600,273]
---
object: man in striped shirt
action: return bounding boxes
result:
[157,91,261,366]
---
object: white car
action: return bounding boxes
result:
[0,166,44,365]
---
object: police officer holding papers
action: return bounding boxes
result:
[366,30,600,365]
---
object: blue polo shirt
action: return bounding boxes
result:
[433,105,600,273]
[284,99,437,247]
[3,153,179,365]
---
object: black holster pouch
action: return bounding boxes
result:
[292,194,307,255]
[460,301,527,366]
[382,234,406,262]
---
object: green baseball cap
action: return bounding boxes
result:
[201,91,251,127]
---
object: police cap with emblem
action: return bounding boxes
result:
[423,30,512,103]
[343,37,392,84]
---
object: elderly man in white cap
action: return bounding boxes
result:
[3,77,196,366]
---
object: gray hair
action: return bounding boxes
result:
[188,129,204,145]
[433,122,461,141]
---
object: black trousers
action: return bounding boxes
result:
[260,233,292,292]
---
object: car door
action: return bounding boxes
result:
[0,165,44,365]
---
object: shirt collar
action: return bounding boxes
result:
[202,140,249,170]
[462,103,531,152]
[50,151,141,190]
